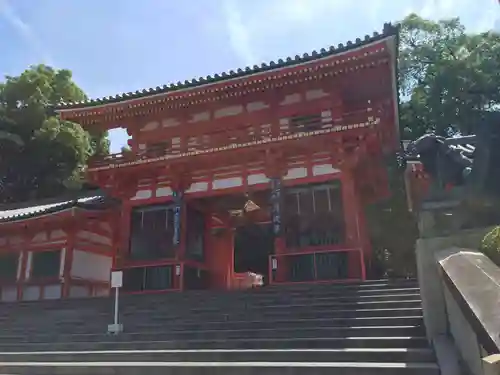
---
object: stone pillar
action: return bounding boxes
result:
[483,355,500,375]
[416,207,493,342]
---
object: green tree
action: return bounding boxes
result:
[0,65,109,203]
[367,157,419,278]
[399,14,500,138]
[369,15,500,277]
[482,226,500,265]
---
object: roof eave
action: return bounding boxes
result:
[55,23,398,113]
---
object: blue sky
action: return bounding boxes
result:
[1,0,499,152]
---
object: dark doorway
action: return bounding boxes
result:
[31,250,61,279]
[234,223,274,280]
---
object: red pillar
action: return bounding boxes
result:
[206,218,234,290]
[179,200,187,261]
[17,230,30,301]
[267,160,287,284]
[110,210,122,270]
[17,250,27,301]
[265,150,288,283]
[62,223,75,298]
[340,170,365,280]
[273,237,287,283]
[171,173,191,291]
[116,200,132,269]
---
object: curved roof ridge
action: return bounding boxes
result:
[0,190,116,224]
[55,23,398,110]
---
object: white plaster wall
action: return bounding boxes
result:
[284,167,308,180]
[99,223,112,232]
[50,229,67,239]
[76,231,112,246]
[32,231,48,242]
[44,284,62,300]
[69,285,90,298]
[212,177,243,190]
[22,286,40,301]
[313,164,340,176]
[131,189,153,200]
[1,286,17,302]
[71,250,112,282]
[93,286,110,297]
[185,182,208,193]
[156,187,173,197]
[248,173,269,185]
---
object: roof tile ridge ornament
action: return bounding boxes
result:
[54,22,398,111]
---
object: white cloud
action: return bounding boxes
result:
[0,0,53,65]
[222,0,257,66]
[222,0,500,65]
[261,0,348,26]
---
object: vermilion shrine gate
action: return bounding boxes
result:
[0,23,401,299]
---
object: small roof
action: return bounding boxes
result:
[0,192,116,224]
[55,23,398,111]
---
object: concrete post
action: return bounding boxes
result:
[483,354,500,375]
[416,206,493,341]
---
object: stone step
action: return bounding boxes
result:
[0,308,425,335]
[0,297,422,325]
[0,294,423,319]
[114,293,422,313]
[114,287,422,307]
[90,299,425,319]
[247,292,421,304]
[0,280,419,312]
[1,316,425,337]
[0,325,426,344]
[0,303,424,332]
[118,299,422,319]
[0,348,436,363]
[264,279,418,289]
[165,306,423,320]
[0,336,430,351]
[121,315,426,332]
[0,360,440,375]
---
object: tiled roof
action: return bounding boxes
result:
[55,23,398,110]
[0,195,113,223]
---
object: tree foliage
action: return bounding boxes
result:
[482,226,500,265]
[0,65,109,203]
[399,14,500,138]
[370,15,500,277]
[367,157,419,278]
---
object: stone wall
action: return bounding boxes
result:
[416,223,499,375]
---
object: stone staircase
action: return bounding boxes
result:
[0,279,440,374]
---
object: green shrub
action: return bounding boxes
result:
[481,226,500,265]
